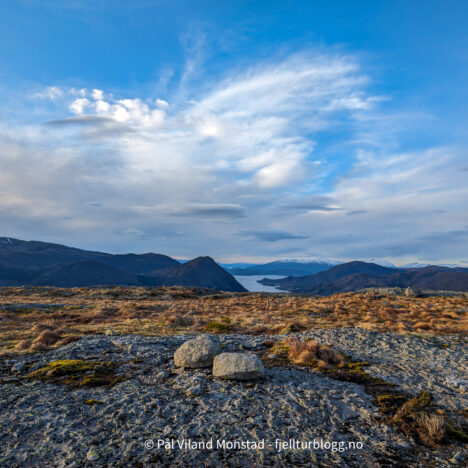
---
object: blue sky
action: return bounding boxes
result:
[0,0,467,264]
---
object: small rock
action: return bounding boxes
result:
[2,377,20,383]
[156,371,169,379]
[174,335,221,368]
[11,362,27,373]
[450,452,463,464]
[186,384,203,396]
[213,353,265,380]
[445,376,468,392]
[104,329,116,336]
[86,449,99,461]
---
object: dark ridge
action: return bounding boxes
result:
[260,261,399,290]
[0,237,178,272]
[260,261,468,294]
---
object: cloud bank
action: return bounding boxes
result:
[0,49,467,263]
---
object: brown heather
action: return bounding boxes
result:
[285,337,345,367]
[0,286,467,354]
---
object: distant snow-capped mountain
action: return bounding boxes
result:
[401,262,468,269]
[281,258,342,265]
[400,262,431,268]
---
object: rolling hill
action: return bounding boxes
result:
[260,261,468,294]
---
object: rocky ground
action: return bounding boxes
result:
[0,328,467,467]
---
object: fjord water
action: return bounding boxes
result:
[234,275,287,292]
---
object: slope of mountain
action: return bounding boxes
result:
[0,265,39,286]
[101,253,178,274]
[362,259,396,268]
[260,261,399,290]
[260,261,468,294]
[0,237,178,272]
[229,260,335,276]
[148,257,247,292]
[0,238,246,291]
[30,261,141,287]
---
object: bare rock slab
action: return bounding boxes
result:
[213,352,265,380]
[174,335,221,368]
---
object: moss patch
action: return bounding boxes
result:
[205,321,232,333]
[373,393,408,414]
[446,423,468,442]
[84,399,104,405]
[27,359,126,388]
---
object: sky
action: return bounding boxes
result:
[0,0,467,265]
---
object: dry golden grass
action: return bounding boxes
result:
[416,413,447,443]
[32,330,62,346]
[285,337,345,367]
[0,286,467,354]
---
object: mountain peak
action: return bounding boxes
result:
[149,255,246,292]
[0,237,19,246]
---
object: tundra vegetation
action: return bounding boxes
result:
[0,286,466,354]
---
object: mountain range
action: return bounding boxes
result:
[0,238,246,292]
[259,261,468,294]
[2,237,467,294]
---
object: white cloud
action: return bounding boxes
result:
[95,99,110,113]
[92,89,104,100]
[1,49,466,262]
[156,98,169,108]
[121,227,145,238]
[321,94,385,111]
[39,52,374,193]
[69,97,91,114]
[32,86,63,101]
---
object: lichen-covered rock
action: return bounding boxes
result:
[213,352,265,380]
[86,448,99,461]
[174,335,221,368]
[11,362,27,373]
